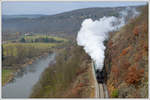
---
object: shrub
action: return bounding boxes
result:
[122,61,131,70]
[134,53,142,62]
[20,38,26,43]
[125,65,144,84]
[111,89,118,98]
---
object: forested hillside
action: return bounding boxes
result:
[3,7,137,37]
[30,43,95,98]
[2,4,147,98]
[105,6,148,98]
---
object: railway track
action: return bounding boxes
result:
[91,62,109,98]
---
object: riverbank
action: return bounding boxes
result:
[2,53,56,98]
[2,52,52,86]
[2,39,68,86]
[2,69,15,87]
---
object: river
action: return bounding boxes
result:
[2,53,55,98]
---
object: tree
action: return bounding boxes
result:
[20,38,26,43]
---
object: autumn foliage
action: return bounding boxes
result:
[105,6,148,98]
[120,46,131,56]
[125,65,144,84]
[134,53,142,62]
[122,61,131,69]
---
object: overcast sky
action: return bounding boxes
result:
[2,1,147,15]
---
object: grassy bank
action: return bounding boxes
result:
[2,69,14,86]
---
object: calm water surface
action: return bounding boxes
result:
[2,53,55,98]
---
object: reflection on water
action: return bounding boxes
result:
[2,53,55,98]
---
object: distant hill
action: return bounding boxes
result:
[2,7,123,36]
[2,6,138,37]
[2,15,46,19]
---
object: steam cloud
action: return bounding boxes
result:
[76,7,139,71]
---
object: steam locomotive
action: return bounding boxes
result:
[93,61,105,84]
[96,69,105,83]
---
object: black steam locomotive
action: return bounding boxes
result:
[93,62,105,84]
[96,69,105,83]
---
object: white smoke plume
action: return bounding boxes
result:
[76,7,140,71]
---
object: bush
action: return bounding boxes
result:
[125,65,144,84]
[20,38,26,43]
[111,89,118,98]
[122,61,131,69]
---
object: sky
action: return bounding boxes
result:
[2,1,147,15]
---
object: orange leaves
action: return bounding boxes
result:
[125,65,144,84]
[133,23,148,37]
[120,46,131,56]
[120,49,128,56]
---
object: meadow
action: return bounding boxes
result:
[2,69,14,86]
[24,35,67,42]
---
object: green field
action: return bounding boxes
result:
[3,43,58,57]
[23,35,67,43]
[2,69,14,86]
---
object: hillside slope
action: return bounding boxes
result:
[30,43,95,98]
[3,7,130,36]
[105,6,148,98]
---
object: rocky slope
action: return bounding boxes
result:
[105,6,148,98]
